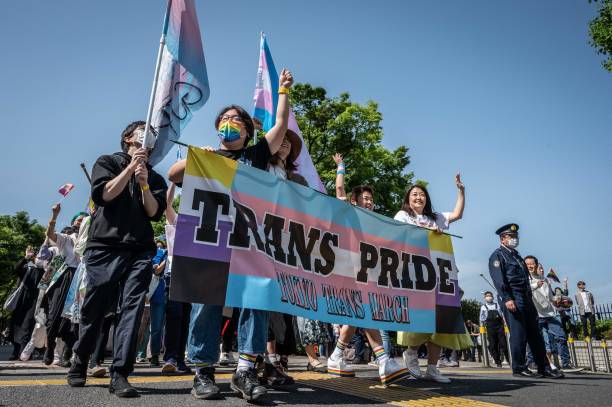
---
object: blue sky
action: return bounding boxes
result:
[1,1,610,303]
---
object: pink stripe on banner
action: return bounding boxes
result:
[254,89,274,112]
[231,190,430,257]
[229,247,436,310]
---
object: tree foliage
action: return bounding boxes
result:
[589,0,612,72]
[461,298,482,325]
[0,212,45,305]
[290,83,414,217]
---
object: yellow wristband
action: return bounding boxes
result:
[141,184,150,192]
[278,87,290,95]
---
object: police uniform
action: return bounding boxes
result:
[487,224,549,376]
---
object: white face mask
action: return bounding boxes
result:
[485,296,493,303]
[506,237,519,248]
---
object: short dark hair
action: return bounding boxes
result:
[351,185,374,201]
[120,121,157,153]
[402,185,435,221]
[577,280,586,286]
[214,105,254,145]
[484,291,493,296]
[524,255,539,266]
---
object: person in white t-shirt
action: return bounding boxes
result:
[396,176,468,383]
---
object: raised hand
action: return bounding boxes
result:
[25,246,35,259]
[279,68,294,88]
[135,162,149,187]
[333,153,344,165]
[129,148,149,172]
[51,203,61,217]
[455,173,464,191]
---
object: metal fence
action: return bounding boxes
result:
[477,328,612,373]
[568,303,612,322]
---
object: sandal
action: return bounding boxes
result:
[307,360,328,373]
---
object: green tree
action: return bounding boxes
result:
[461,298,482,325]
[0,212,46,309]
[151,196,180,239]
[290,83,414,217]
[589,0,612,72]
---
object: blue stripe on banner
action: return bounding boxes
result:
[253,107,274,129]
[231,164,429,249]
[223,274,436,332]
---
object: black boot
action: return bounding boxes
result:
[191,367,220,400]
[43,342,55,366]
[59,347,72,368]
[67,353,88,387]
[109,373,139,398]
[231,368,267,402]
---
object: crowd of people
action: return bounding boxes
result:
[2,68,594,401]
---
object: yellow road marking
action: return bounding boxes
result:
[0,370,507,406]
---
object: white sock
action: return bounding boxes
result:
[330,340,348,361]
[237,353,257,372]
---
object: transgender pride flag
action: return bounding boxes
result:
[253,33,325,192]
[147,0,210,167]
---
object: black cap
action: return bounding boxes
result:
[495,223,519,236]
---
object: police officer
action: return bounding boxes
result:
[488,224,562,378]
[479,291,509,367]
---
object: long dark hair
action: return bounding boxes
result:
[269,152,298,173]
[402,185,435,220]
[214,105,254,144]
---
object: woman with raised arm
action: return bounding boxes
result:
[396,175,470,384]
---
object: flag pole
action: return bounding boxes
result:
[79,163,92,184]
[142,0,173,150]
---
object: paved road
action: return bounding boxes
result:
[1,355,611,407]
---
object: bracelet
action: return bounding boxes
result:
[337,162,346,174]
[278,87,290,95]
[141,184,150,191]
[48,220,56,225]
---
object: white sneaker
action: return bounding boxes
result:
[448,360,459,367]
[423,365,451,383]
[219,352,236,366]
[379,358,409,386]
[88,365,107,378]
[550,363,558,371]
[19,341,35,361]
[327,357,355,377]
[402,349,422,378]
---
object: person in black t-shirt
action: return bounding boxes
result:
[168,69,294,402]
[67,121,167,397]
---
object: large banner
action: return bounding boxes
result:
[171,147,465,333]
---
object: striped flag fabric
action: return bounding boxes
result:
[58,183,75,197]
[147,0,210,167]
[252,33,325,193]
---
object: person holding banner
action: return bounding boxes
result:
[67,121,167,397]
[325,158,410,386]
[395,178,470,383]
[266,131,326,380]
[168,69,294,401]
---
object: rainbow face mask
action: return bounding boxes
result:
[218,121,242,143]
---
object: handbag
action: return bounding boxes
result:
[3,282,25,312]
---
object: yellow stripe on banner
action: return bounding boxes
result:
[184,146,237,190]
[428,232,454,254]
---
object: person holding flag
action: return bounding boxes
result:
[168,69,295,402]
[66,121,167,397]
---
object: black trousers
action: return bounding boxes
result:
[580,312,597,338]
[485,322,509,365]
[90,316,114,367]
[73,248,153,376]
[163,297,191,363]
[500,292,548,374]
